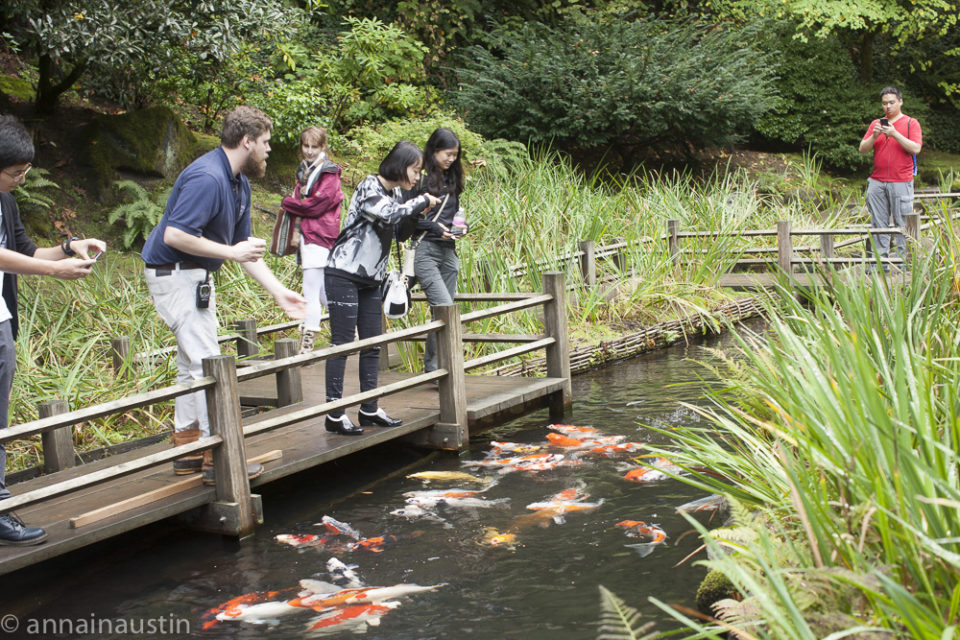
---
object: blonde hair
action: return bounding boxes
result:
[299,126,328,159]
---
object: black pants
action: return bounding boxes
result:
[324,271,382,417]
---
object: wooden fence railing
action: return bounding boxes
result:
[4,274,571,536]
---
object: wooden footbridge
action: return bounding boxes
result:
[0,274,572,576]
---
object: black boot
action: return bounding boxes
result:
[325,414,364,435]
[0,512,47,546]
[358,408,402,428]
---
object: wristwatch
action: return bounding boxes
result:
[61,236,79,256]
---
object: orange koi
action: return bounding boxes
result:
[546,432,586,447]
[623,457,681,483]
[292,583,445,611]
[547,424,599,437]
[320,515,362,540]
[487,441,543,456]
[275,534,323,548]
[306,602,399,635]
[618,519,668,558]
[579,442,644,457]
[200,589,294,629]
[348,531,422,553]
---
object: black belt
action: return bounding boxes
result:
[146,261,204,274]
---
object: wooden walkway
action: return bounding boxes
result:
[0,361,566,576]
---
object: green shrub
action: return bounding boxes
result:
[451,15,778,165]
[107,181,169,249]
[751,21,876,171]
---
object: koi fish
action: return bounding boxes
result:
[676,494,728,515]
[405,495,511,510]
[292,582,446,611]
[463,452,551,469]
[406,471,488,484]
[526,489,603,524]
[305,601,400,636]
[402,478,498,500]
[487,441,544,456]
[275,534,325,548]
[623,457,682,483]
[578,442,645,458]
[326,557,363,589]
[200,588,298,629]
[481,527,519,548]
[547,424,600,437]
[389,504,450,526]
[618,520,668,558]
[348,531,423,553]
[504,454,582,474]
[319,515,362,540]
[545,432,588,448]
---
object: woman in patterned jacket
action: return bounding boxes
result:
[322,141,440,435]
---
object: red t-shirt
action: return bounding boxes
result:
[863,115,922,183]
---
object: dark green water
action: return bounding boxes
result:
[3,332,741,639]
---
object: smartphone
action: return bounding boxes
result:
[880,117,889,127]
[91,251,104,262]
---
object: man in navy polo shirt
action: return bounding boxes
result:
[142,106,305,485]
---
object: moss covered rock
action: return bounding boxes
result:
[79,106,203,199]
[696,569,738,614]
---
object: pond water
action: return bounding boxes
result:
[4,330,744,639]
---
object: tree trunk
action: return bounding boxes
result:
[33,54,87,116]
[859,31,875,85]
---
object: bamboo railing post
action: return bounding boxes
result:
[38,399,74,473]
[273,338,302,406]
[434,304,468,449]
[201,355,258,537]
[542,272,572,418]
[110,336,132,380]
[905,212,920,261]
[667,219,679,262]
[233,319,258,359]
[578,240,597,287]
[777,221,794,275]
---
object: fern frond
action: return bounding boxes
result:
[597,585,658,640]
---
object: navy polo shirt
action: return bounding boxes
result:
[141,147,251,272]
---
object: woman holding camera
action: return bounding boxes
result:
[402,128,467,379]
[323,141,439,435]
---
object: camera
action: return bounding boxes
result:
[880,117,889,127]
[196,281,212,309]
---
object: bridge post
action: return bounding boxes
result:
[905,212,920,262]
[274,338,302,406]
[777,221,794,275]
[434,304,468,450]
[38,399,74,473]
[110,336,133,380]
[578,240,597,287]
[196,355,260,538]
[233,319,258,359]
[667,219,679,262]
[819,232,834,265]
[543,272,572,419]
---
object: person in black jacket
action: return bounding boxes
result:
[323,141,439,435]
[0,115,106,545]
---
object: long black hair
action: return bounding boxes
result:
[422,128,463,196]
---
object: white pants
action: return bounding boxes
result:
[302,267,327,331]
[145,266,219,436]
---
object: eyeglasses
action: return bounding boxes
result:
[2,164,31,180]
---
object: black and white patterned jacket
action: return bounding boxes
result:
[326,174,430,284]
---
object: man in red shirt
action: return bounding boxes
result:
[859,86,923,267]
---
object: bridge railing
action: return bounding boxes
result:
[0,274,570,535]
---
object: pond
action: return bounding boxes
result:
[2,330,744,639]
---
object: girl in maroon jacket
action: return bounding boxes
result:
[281,126,344,353]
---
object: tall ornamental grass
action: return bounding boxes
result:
[644,220,960,637]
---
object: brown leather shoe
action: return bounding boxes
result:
[172,427,202,475]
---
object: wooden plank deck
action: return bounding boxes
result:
[0,361,566,576]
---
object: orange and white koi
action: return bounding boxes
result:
[200,588,298,629]
[292,581,446,611]
[402,478,498,501]
[405,494,511,510]
[275,534,326,549]
[305,601,400,636]
[547,424,600,437]
[526,488,603,524]
[504,454,583,474]
[578,442,645,458]
[487,441,544,456]
[348,531,423,553]
[623,458,682,483]
[617,519,668,558]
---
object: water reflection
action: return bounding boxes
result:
[8,333,744,638]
